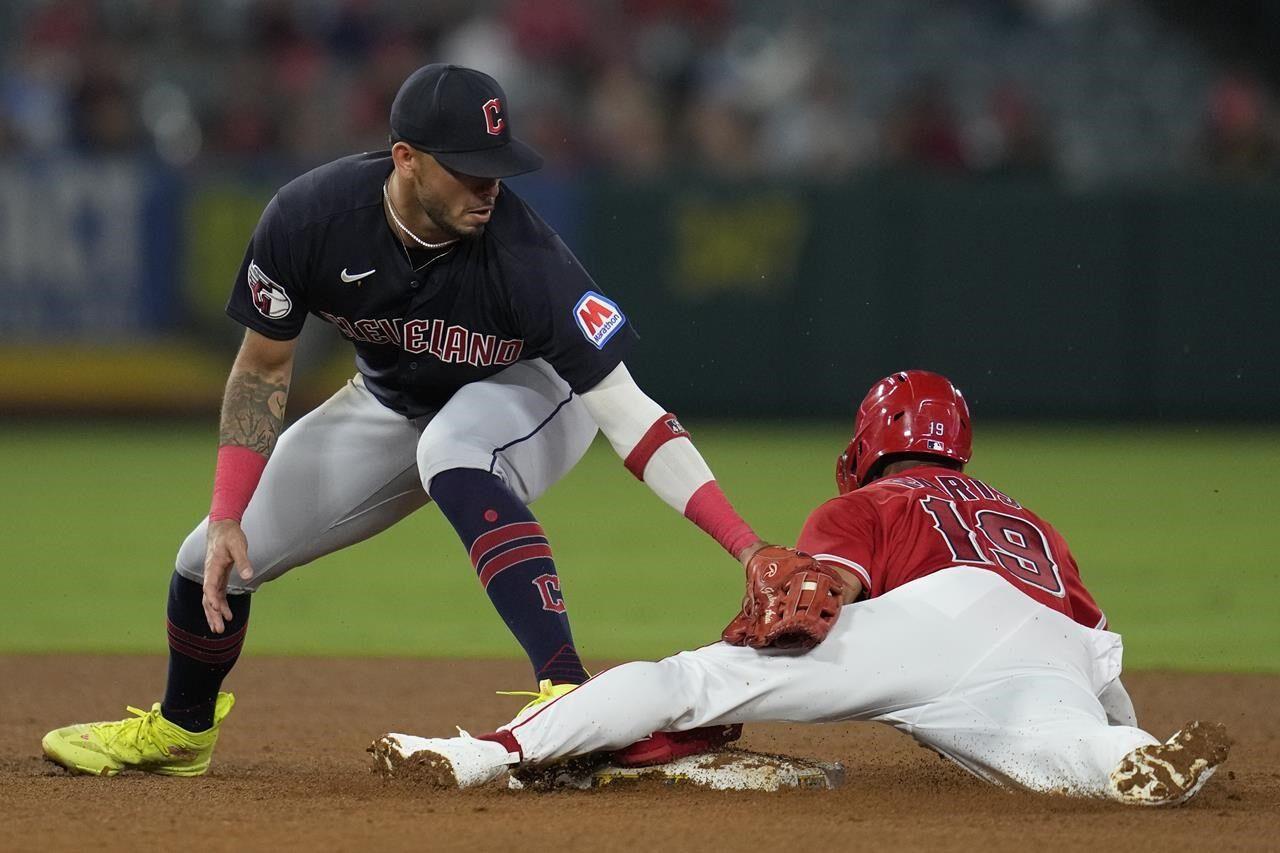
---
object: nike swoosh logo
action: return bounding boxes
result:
[340,268,375,283]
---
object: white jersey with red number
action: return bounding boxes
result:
[796,466,1106,630]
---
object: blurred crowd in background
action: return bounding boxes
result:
[2,0,1278,186]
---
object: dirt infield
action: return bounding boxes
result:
[2,656,1277,852]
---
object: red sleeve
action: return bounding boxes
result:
[797,496,878,596]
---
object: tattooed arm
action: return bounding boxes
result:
[203,330,298,632]
[218,331,295,454]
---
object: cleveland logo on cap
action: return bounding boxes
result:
[483,98,505,136]
[390,64,543,178]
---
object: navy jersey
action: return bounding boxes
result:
[226,152,636,416]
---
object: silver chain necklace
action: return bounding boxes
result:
[383,179,456,271]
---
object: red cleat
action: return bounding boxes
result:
[613,724,743,767]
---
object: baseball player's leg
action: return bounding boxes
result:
[507,566,1159,787]
[1098,675,1139,726]
[165,376,428,731]
[43,377,429,775]
[494,591,944,765]
[898,673,1158,797]
[374,569,1144,782]
[925,662,1230,805]
[416,358,598,685]
[877,573,1159,797]
[373,645,770,786]
[494,652,753,764]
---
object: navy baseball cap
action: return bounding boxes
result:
[390,64,543,179]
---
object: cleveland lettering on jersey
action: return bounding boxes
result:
[317,310,524,367]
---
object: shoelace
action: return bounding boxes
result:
[496,679,559,712]
[96,705,163,752]
[495,686,548,702]
[496,679,579,715]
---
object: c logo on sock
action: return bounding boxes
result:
[532,574,565,613]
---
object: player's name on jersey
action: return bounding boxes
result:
[882,473,1023,509]
[317,311,524,367]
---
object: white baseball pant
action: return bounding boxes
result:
[174,359,598,593]
[504,566,1159,797]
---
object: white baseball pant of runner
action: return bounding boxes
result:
[505,566,1160,797]
[174,359,598,592]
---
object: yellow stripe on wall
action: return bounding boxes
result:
[0,343,227,411]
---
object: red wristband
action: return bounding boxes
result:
[683,480,758,557]
[209,445,268,523]
[624,413,690,480]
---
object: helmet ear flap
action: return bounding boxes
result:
[837,438,869,493]
[835,438,859,494]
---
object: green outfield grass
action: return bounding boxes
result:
[1,422,1275,672]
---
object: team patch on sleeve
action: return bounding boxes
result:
[247,260,293,320]
[573,291,626,349]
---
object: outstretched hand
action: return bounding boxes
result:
[203,519,254,633]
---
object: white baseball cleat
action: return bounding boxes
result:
[1108,721,1231,806]
[368,731,514,789]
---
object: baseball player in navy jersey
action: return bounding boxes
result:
[41,64,808,777]
[372,371,1231,806]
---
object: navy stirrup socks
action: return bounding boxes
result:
[429,467,586,684]
[161,572,250,732]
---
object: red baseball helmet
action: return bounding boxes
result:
[835,370,972,494]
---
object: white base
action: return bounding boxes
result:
[509,748,845,792]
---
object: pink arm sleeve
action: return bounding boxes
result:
[579,364,757,556]
[209,445,268,523]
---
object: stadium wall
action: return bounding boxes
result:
[0,164,1273,420]
[584,175,1278,420]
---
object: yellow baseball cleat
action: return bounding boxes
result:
[497,679,578,720]
[41,692,235,777]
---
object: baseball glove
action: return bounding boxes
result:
[721,546,845,650]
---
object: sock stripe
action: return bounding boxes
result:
[167,634,245,665]
[167,619,247,664]
[474,534,548,577]
[474,534,548,572]
[478,543,554,588]
[166,618,247,650]
[469,521,546,566]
